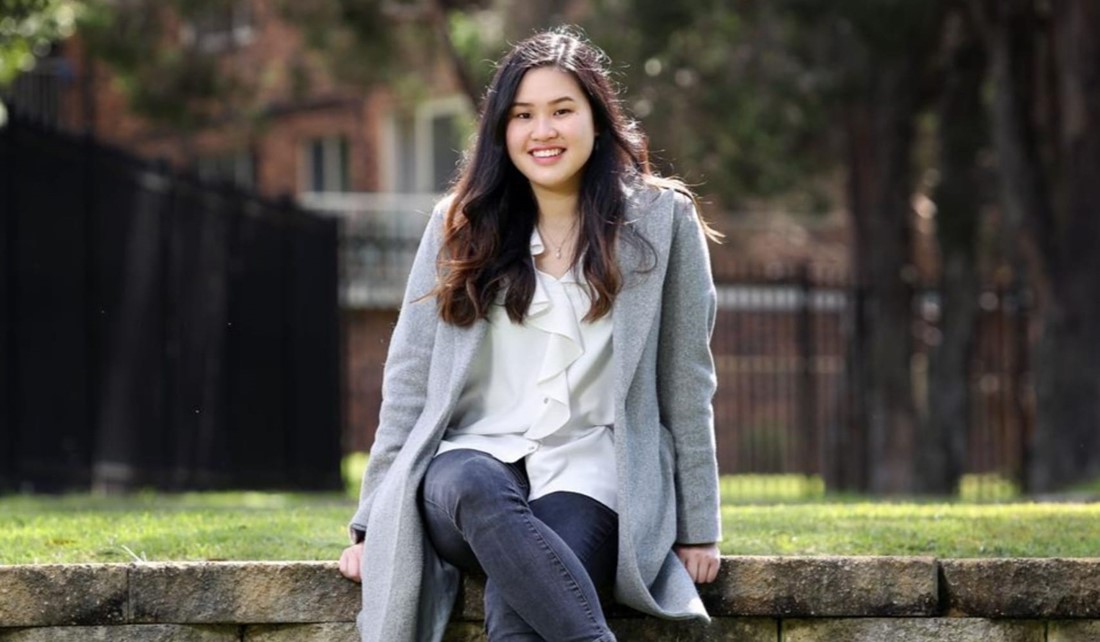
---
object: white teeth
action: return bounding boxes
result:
[531,149,563,158]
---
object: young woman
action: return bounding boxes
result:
[338,27,722,642]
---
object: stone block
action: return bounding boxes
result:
[612,617,776,641]
[457,557,937,620]
[941,559,1100,617]
[130,562,358,624]
[1048,620,1100,642]
[700,556,938,617]
[0,564,128,626]
[441,615,775,641]
[0,625,238,641]
[443,622,488,642]
[244,622,359,641]
[782,618,1044,642]
[453,574,486,621]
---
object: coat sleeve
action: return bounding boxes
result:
[348,200,448,542]
[656,192,722,545]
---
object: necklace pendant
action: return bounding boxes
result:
[555,248,562,259]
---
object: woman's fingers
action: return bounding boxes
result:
[673,543,721,584]
[701,554,719,583]
[339,543,364,582]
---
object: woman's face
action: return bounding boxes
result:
[505,66,597,199]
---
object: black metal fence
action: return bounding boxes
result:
[0,115,343,493]
[710,263,1032,499]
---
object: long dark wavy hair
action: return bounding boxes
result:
[434,27,696,326]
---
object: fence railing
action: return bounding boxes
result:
[711,266,1032,500]
[0,57,72,130]
[299,192,436,308]
[0,114,343,493]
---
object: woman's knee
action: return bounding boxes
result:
[423,450,526,512]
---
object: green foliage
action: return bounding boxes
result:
[584,1,833,210]
[0,0,85,85]
[79,0,279,129]
[273,0,400,91]
[575,0,950,211]
[276,0,497,110]
[446,9,501,97]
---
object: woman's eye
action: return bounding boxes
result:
[513,112,531,120]
[555,109,573,116]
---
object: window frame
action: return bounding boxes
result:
[299,134,351,194]
[180,1,256,54]
[381,94,472,193]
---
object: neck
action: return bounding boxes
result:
[532,187,580,228]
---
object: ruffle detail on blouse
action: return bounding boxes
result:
[524,270,584,441]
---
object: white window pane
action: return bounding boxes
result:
[430,114,461,192]
[305,135,350,193]
[396,117,416,192]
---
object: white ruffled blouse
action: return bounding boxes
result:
[436,228,617,511]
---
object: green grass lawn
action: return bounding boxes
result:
[2,483,1098,564]
[0,491,353,565]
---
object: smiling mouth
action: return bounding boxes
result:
[531,149,564,158]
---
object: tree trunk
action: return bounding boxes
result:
[1029,0,1100,491]
[427,0,482,108]
[976,0,1100,491]
[844,68,922,494]
[969,0,1057,298]
[920,8,986,494]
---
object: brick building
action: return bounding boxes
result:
[29,1,473,199]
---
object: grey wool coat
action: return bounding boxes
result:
[349,185,722,642]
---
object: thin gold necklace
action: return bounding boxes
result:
[538,219,578,260]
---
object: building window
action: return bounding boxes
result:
[383,95,471,193]
[181,1,255,53]
[196,150,255,189]
[390,115,417,193]
[301,135,350,193]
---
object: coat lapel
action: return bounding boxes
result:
[440,319,488,410]
[613,187,673,407]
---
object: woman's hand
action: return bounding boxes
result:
[339,542,364,582]
[673,542,721,584]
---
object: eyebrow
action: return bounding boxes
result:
[511,96,578,108]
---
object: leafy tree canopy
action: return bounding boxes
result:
[0,0,85,85]
[586,0,834,211]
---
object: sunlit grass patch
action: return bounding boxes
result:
[958,473,1021,502]
[342,451,369,498]
[0,491,354,564]
[722,472,1027,503]
[720,501,1100,557]
[720,474,826,503]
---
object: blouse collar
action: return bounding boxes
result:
[530,228,580,284]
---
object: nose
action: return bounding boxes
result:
[532,116,557,140]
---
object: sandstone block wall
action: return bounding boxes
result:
[1,557,1097,641]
